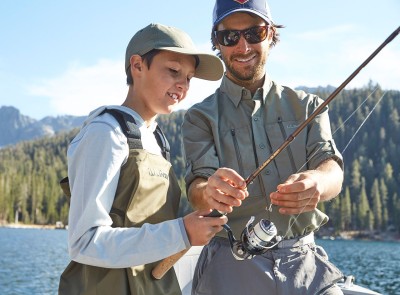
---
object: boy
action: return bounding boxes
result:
[58,23,242,295]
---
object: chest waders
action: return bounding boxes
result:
[59,109,182,295]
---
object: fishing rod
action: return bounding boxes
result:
[151,25,400,279]
[220,25,400,261]
[245,25,400,185]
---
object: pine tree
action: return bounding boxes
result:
[357,179,372,230]
[0,87,400,230]
[341,187,352,230]
[392,193,400,232]
[350,159,361,199]
[379,178,389,229]
[371,179,382,230]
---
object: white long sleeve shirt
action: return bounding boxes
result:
[67,105,190,268]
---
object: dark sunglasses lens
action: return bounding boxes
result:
[245,27,267,44]
[215,26,268,46]
[216,30,240,46]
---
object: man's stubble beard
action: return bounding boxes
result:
[222,52,267,85]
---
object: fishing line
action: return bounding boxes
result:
[341,92,386,154]
[281,89,386,239]
[292,85,379,176]
[218,87,389,260]
[245,26,400,187]
[265,88,378,213]
[152,26,400,277]
[225,26,399,259]
[332,86,379,135]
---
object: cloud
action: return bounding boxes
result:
[295,24,357,41]
[350,44,398,90]
[28,57,222,116]
[268,28,400,91]
[179,78,221,109]
[28,59,127,116]
[27,35,398,119]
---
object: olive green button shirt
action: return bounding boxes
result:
[182,75,343,239]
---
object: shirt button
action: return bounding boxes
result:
[254,117,259,121]
[259,144,265,149]
[265,169,271,175]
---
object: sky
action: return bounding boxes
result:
[0,0,399,120]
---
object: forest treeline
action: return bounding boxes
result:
[0,83,399,234]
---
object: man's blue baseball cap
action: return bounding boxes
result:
[213,0,273,27]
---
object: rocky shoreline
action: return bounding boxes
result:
[315,229,400,242]
[1,222,399,241]
[0,222,66,230]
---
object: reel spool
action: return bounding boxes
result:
[225,216,281,260]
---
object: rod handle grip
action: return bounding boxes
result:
[151,248,190,280]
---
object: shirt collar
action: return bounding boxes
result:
[220,74,273,107]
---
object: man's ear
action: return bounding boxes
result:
[268,26,276,44]
[212,35,221,51]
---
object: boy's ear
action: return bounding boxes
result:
[130,55,142,72]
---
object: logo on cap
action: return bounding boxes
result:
[234,0,249,3]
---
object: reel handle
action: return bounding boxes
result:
[206,209,226,217]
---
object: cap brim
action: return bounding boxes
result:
[157,47,224,81]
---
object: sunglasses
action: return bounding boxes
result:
[214,26,269,47]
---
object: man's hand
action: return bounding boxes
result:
[270,159,343,215]
[188,168,248,213]
[270,171,322,215]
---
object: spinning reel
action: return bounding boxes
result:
[223,216,282,260]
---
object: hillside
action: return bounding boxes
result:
[0,84,399,234]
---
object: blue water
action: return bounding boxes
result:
[318,238,400,295]
[0,228,69,295]
[0,227,399,295]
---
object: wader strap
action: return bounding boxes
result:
[100,108,143,150]
[154,125,170,162]
[101,108,170,161]
[60,108,172,199]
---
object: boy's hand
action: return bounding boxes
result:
[183,209,228,246]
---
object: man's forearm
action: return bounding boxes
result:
[316,158,344,201]
[187,178,211,210]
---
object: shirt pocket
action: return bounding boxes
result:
[265,118,307,181]
[220,125,263,198]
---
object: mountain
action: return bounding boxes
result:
[0,85,346,148]
[295,85,337,94]
[1,85,400,233]
[0,106,85,147]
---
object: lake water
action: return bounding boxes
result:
[0,227,399,295]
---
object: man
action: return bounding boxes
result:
[182,0,345,294]
[58,23,229,295]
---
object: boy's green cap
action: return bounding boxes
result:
[125,23,224,81]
